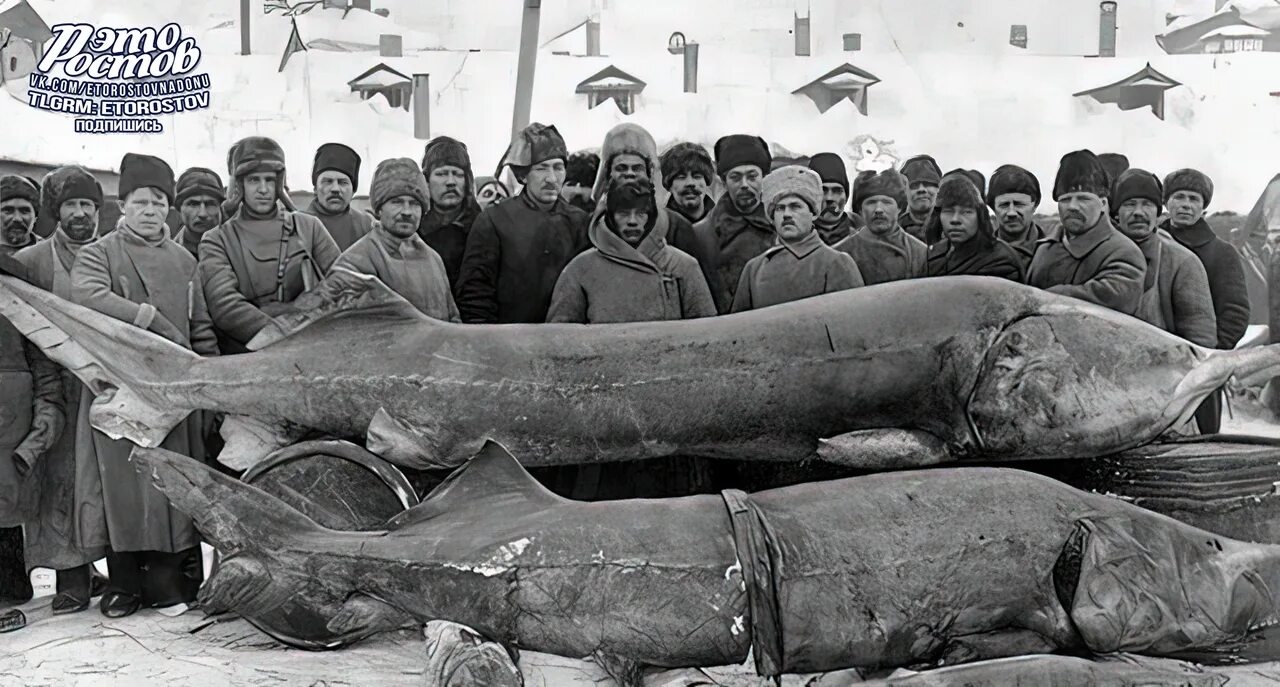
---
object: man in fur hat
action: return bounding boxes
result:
[924,173,1024,281]
[1112,168,1216,348]
[731,166,863,312]
[807,152,865,245]
[200,136,341,353]
[70,153,217,618]
[455,122,589,324]
[898,154,942,243]
[987,164,1045,271]
[833,169,927,285]
[1026,150,1145,315]
[10,166,109,619]
[660,142,716,224]
[0,176,40,256]
[417,136,483,290]
[694,134,773,312]
[561,151,599,214]
[302,142,373,252]
[589,124,721,312]
[335,159,458,323]
[172,167,225,257]
[1160,167,1249,434]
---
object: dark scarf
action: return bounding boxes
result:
[814,213,855,245]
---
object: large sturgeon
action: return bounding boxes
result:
[133,441,1280,675]
[2,268,1278,470]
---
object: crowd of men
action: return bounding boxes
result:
[0,120,1253,628]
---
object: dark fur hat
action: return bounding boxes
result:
[659,142,715,188]
[1163,168,1214,207]
[986,164,1041,208]
[40,165,102,220]
[1053,149,1110,200]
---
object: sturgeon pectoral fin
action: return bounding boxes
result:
[218,415,301,472]
[816,429,950,469]
[366,408,457,471]
[247,268,428,350]
[325,594,414,636]
[423,620,523,687]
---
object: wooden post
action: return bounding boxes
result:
[683,42,698,93]
[511,0,542,143]
[240,0,251,55]
[413,74,430,140]
[586,19,600,56]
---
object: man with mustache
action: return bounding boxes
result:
[335,158,458,323]
[1111,168,1216,348]
[417,136,483,291]
[200,136,342,353]
[694,134,773,312]
[302,143,372,252]
[898,154,942,243]
[0,176,39,256]
[923,172,1024,281]
[560,151,599,214]
[832,168,927,285]
[588,124,721,312]
[171,168,225,257]
[9,166,109,621]
[455,122,589,324]
[731,166,863,312]
[660,142,715,224]
[69,153,218,619]
[1160,168,1250,434]
[807,152,865,245]
[1026,149,1145,315]
[986,164,1045,272]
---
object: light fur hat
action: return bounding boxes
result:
[763,165,822,215]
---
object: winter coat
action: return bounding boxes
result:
[418,198,482,291]
[10,234,110,569]
[1130,230,1217,347]
[0,315,63,528]
[730,230,863,312]
[302,199,375,252]
[199,206,341,352]
[71,225,217,553]
[173,226,205,257]
[547,210,715,324]
[334,223,460,323]
[1163,218,1251,349]
[925,238,1025,282]
[899,209,931,244]
[694,194,774,313]
[814,212,865,246]
[832,225,928,286]
[454,192,590,324]
[997,221,1044,274]
[1026,214,1145,316]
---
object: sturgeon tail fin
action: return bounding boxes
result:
[0,274,196,447]
[1166,344,1280,427]
[131,446,330,554]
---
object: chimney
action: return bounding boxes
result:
[586,18,601,56]
[352,0,370,10]
[683,42,699,93]
[794,12,811,56]
[379,34,402,57]
[240,0,251,55]
[1099,1,1117,57]
[413,73,430,140]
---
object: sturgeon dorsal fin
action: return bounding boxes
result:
[247,267,430,351]
[388,440,564,528]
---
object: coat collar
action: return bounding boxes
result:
[1161,217,1216,248]
[519,190,574,217]
[371,221,431,259]
[588,210,669,274]
[667,194,714,223]
[764,229,823,260]
[1047,214,1117,260]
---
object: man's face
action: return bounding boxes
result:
[669,172,709,213]
[1117,198,1160,241]
[861,196,900,234]
[940,206,979,245]
[180,195,221,235]
[609,153,649,185]
[1057,192,1106,237]
[724,165,763,213]
[428,165,467,211]
[820,183,847,218]
[122,187,169,239]
[908,181,938,214]
[378,196,424,239]
[524,159,566,204]
[58,198,98,241]
[993,192,1036,237]
[477,182,509,209]
[1167,190,1206,229]
[611,208,650,246]
[772,197,814,243]
[0,198,36,246]
[243,171,279,214]
[316,170,354,213]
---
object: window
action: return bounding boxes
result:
[9,57,15,71]
[587,91,635,115]
[843,33,862,51]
